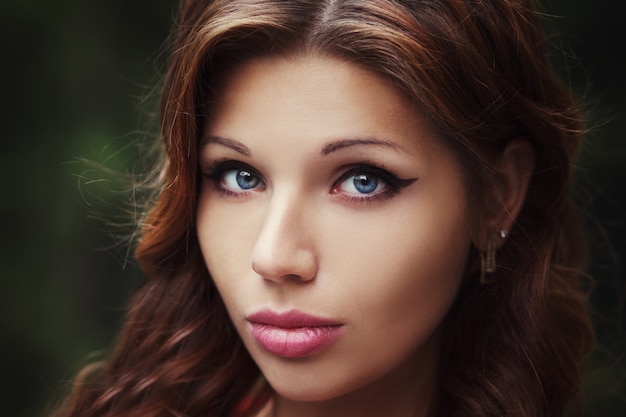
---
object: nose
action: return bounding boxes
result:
[250,194,317,283]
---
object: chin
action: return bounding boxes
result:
[260,360,375,403]
[270,380,354,403]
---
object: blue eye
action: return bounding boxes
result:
[223,169,261,191]
[341,173,383,195]
[332,165,417,203]
[203,161,265,196]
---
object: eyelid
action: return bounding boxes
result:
[335,164,396,185]
[204,160,262,180]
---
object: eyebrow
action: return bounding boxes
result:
[201,135,407,157]
[321,138,408,156]
[201,135,251,156]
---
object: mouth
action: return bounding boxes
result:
[246,309,344,358]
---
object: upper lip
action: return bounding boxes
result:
[247,309,342,328]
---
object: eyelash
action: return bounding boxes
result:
[202,160,416,203]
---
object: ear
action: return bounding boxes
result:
[487,139,535,247]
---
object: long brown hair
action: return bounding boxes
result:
[53,1,594,416]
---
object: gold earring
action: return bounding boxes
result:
[480,230,507,284]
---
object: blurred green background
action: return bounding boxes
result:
[1,1,624,416]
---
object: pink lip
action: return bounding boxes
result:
[247,309,344,358]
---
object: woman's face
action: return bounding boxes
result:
[197,54,472,405]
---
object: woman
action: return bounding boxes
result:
[53,0,594,416]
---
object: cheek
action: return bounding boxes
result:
[325,195,470,347]
[196,193,261,304]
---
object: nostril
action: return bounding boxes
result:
[251,249,317,283]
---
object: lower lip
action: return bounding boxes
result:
[249,323,344,358]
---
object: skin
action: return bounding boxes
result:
[196,54,474,417]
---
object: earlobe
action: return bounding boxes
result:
[489,138,535,244]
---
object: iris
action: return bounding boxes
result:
[234,170,260,190]
[353,174,378,194]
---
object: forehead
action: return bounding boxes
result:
[204,53,433,157]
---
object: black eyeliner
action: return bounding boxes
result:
[339,164,417,191]
[332,163,418,204]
